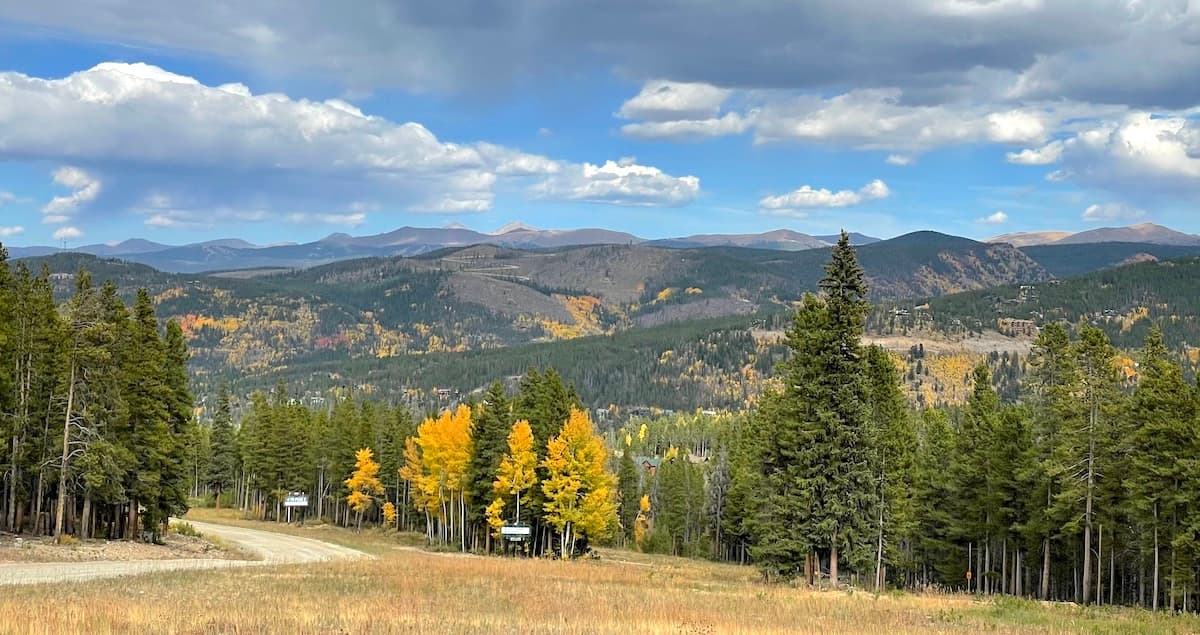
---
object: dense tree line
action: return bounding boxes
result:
[0,249,195,542]
[624,235,1200,612]
[199,369,616,558]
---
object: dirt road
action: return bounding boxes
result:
[0,519,368,585]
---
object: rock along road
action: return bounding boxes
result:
[0,519,369,586]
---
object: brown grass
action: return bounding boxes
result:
[1,515,1196,634]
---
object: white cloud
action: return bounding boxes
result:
[1081,202,1145,222]
[0,63,694,227]
[0,226,24,237]
[751,90,1055,151]
[284,212,367,227]
[1006,140,1063,165]
[979,211,1009,224]
[0,192,17,206]
[760,179,891,215]
[618,81,732,122]
[52,226,83,241]
[531,158,700,207]
[621,113,751,141]
[885,155,913,166]
[42,167,101,219]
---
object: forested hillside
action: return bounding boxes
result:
[7,233,1045,403]
[914,256,1200,351]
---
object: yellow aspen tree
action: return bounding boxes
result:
[345,448,384,532]
[541,408,618,559]
[407,405,474,549]
[635,494,652,550]
[485,497,506,537]
[382,502,398,528]
[493,420,538,525]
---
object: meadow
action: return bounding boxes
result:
[0,510,1196,634]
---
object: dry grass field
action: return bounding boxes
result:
[0,510,1196,634]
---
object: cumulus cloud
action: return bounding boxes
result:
[979,211,1009,224]
[43,167,101,220]
[0,63,696,230]
[760,179,890,215]
[0,226,24,237]
[531,158,700,207]
[1081,202,1145,222]
[618,81,732,122]
[885,155,914,166]
[1008,113,1200,200]
[1006,140,1064,165]
[52,226,83,241]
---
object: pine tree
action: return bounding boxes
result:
[469,382,513,538]
[206,386,239,508]
[1068,325,1121,604]
[1024,321,1079,600]
[754,232,875,586]
[866,345,917,589]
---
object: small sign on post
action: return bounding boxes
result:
[500,524,532,543]
[284,492,309,525]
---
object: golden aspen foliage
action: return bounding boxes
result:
[634,494,652,549]
[485,497,506,536]
[404,405,474,545]
[494,420,538,503]
[541,408,618,558]
[382,502,398,526]
[345,448,384,515]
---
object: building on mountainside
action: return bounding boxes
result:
[998,318,1040,338]
[637,457,663,476]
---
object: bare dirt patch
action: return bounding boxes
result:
[0,531,242,564]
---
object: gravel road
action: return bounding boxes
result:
[0,519,368,585]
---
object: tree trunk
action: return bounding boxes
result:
[1096,524,1103,605]
[1154,504,1160,611]
[830,531,839,589]
[80,493,92,540]
[53,362,76,543]
[1081,402,1096,605]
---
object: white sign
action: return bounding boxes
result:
[283,493,309,508]
[500,525,532,541]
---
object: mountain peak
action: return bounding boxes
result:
[493,222,540,235]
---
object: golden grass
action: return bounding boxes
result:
[2,516,1197,634]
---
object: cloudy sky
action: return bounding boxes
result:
[1,1,1199,246]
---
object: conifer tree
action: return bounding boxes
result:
[754,231,875,586]
[1127,326,1196,610]
[206,386,239,508]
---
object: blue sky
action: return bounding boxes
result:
[1,2,1199,247]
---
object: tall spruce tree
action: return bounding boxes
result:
[206,386,239,508]
[754,231,875,586]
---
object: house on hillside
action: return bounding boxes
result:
[998,318,1040,338]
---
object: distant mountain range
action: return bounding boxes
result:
[988,223,1200,248]
[3,225,879,273]
[7,221,1199,274]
